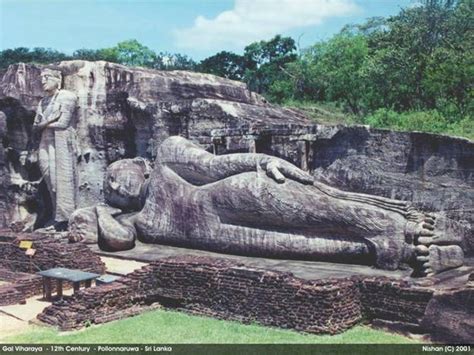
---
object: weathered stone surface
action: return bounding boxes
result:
[69,205,121,244]
[0,111,8,228]
[0,61,309,227]
[94,136,462,275]
[212,126,474,255]
[309,127,474,253]
[34,68,79,224]
[421,287,474,343]
[0,60,472,258]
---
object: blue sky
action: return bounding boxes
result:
[0,0,418,60]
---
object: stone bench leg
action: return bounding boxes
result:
[43,277,52,301]
[73,282,81,294]
[57,280,63,298]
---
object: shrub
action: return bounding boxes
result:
[364,108,473,140]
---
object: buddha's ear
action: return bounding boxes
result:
[132,157,152,178]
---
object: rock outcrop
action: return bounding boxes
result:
[0,111,8,227]
[421,286,474,343]
[0,61,472,255]
[0,61,310,224]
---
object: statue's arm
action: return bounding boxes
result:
[32,102,52,129]
[33,99,61,130]
[48,91,77,129]
[33,103,43,126]
[97,204,137,251]
[158,136,313,185]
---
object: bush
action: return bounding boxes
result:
[446,117,474,140]
[363,108,473,140]
[364,108,402,128]
[267,80,294,103]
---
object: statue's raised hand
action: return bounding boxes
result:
[262,158,314,185]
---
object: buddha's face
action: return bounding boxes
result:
[41,72,61,94]
[104,159,149,211]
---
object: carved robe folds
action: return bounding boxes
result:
[34,90,79,222]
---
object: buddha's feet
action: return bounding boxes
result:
[408,213,464,277]
[415,245,464,276]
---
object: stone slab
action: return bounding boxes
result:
[100,256,147,276]
[91,241,408,279]
[90,241,473,290]
[37,268,100,283]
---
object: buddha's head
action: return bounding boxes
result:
[40,68,62,94]
[104,158,151,211]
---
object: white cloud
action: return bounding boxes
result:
[174,0,360,51]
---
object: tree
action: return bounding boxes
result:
[72,48,120,63]
[198,51,245,80]
[152,52,196,71]
[114,39,156,67]
[303,34,369,114]
[243,35,297,95]
[0,47,69,69]
[361,0,472,116]
[72,49,103,61]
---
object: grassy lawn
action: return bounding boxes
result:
[4,309,420,344]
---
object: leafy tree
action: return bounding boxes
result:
[114,39,156,67]
[296,34,369,114]
[72,48,119,63]
[0,47,69,69]
[72,49,103,61]
[198,51,245,80]
[152,52,196,71]
[243,35,297,95]
[362,0,472,116]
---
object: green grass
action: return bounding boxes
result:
[283,100,358,126]
[4,309,420,344]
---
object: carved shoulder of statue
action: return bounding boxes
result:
[56,90,78,112]
[48,90,78,129]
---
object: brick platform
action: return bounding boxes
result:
[39,256,361,333]
[0,230,106,306]
[36,255,474,342]
[0,230,105,274]
[358,277,434,327]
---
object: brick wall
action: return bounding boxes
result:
[37,256,453,336]
[34,255,453,337]
[0,268,44,306]
[0,230,105,306]
[0,230,105,274]
[38,256,363,333]
[38,282,155,330]
[0,284,25,306]
[358,277,434,327]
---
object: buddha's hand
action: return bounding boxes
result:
[96,202,122,216]
[32,122,47,131]
[262,158,314,184]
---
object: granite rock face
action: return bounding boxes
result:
[421,287,474,343]
[0,61,472,256]
[211,128,474,255]
[0,61,309,227]
[0,111,8,228]
[310,128,474,252]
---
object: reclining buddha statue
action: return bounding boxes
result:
[72,136,465,277]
